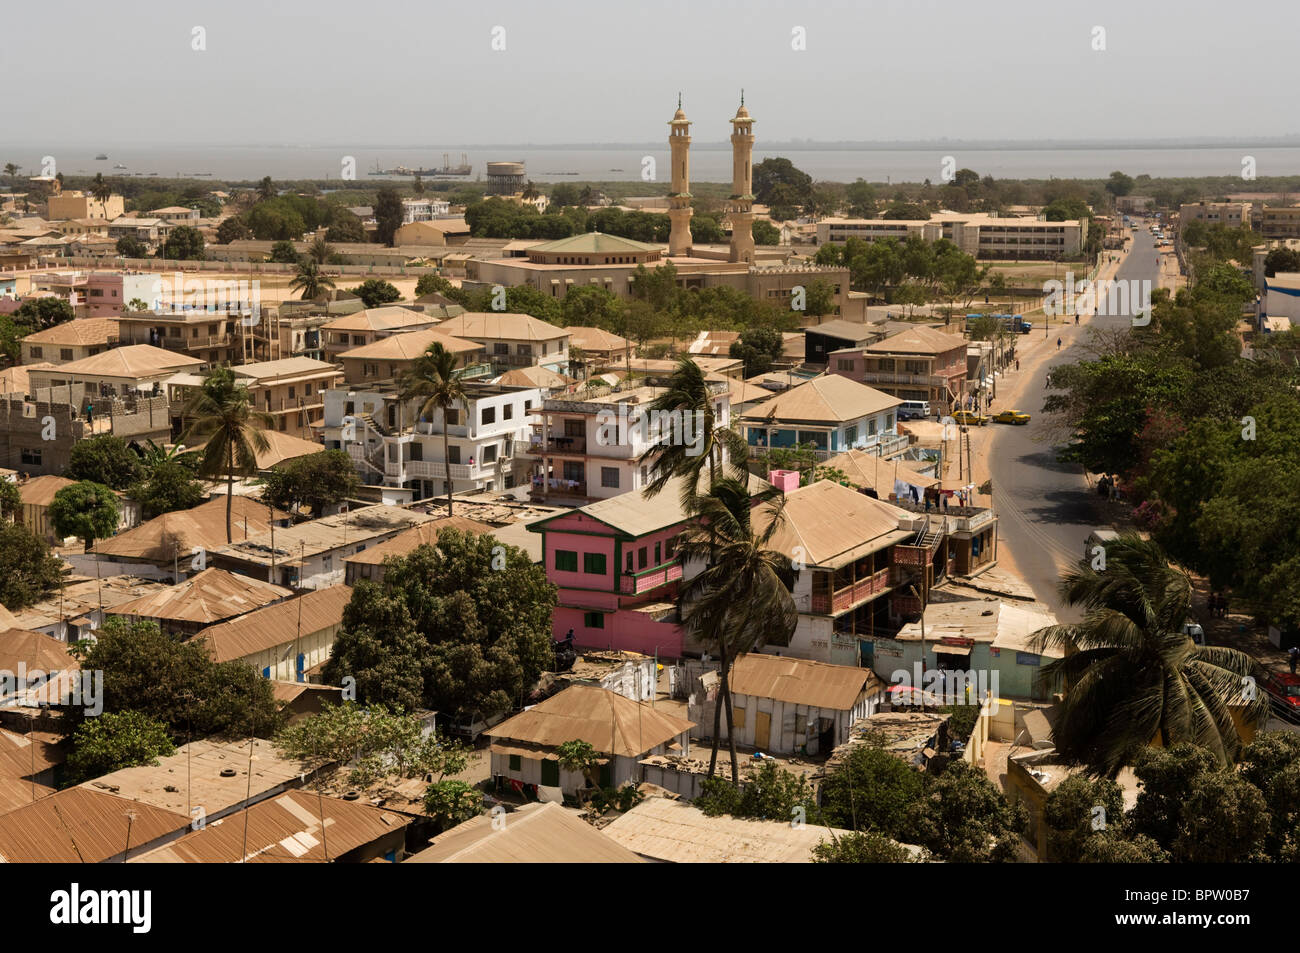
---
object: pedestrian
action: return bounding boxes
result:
[1289,645,1299,675]
[1056,337,1062,349]
[1075,314,1079,325]
[1015,358,1020,371]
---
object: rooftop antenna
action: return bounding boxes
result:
[677,92,682,110]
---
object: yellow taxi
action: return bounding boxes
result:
[952,410,987,426]
[993,409,1031,425]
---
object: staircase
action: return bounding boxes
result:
[358,411,390,437]
[914,516,943,549]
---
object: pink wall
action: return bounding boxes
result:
[555,605,685,657]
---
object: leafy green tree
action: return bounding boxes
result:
[1126,743,1217,849]
[401,342,467,516]
[1105,171,1135,198]
[0,479,20,520]
[13,296,75,331]
[66,434,142,489]
[260,450,358,518]
[881,203,929,220]
[1078,832,1170,862]
[245,202,305,241]
[0,522,66,609]
[1172,770,1270,862]
[1238,731,1300,860]
[1043,197,1090,221]
[812,830,918,863]
[803,278,837,320]
[694,760,817,822]
[290,259,335,301]
[555,739,602,803]
[215,216,252,244]
[275,702,469,787]
[348,278,401,308]
[845,179,876,218]
[752,157,813,208]
[162,225,205,261]
[560,284,622,330]
[415,273,457,298]
[321,581,427,710]
[1043,773,1125,862]
[180,367,272,543]
[1034,536,1267,776]
[904,760,1027,862]
[423,779,483,832]
[752,220,780,245]
[729,325,784,376]
[323,207,366,244]
[128,460,207,520]
[1263,246,1300,277]
[48,481,120,550]
[257,176,276,202]
[76,617,282,739]
[819,741,925,835]
[65,711,175,784]
[116,235,148,258]
[268,240,300,264]
[374,187,403,246]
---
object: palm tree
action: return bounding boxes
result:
[676,478,799,783]
[180,368,272,543]
[637,356,749,513]
[1031,535,1268,777]
[3,163,19,183]
[258,176,276,202]
[89,173,112,216]
[306,236,334,265]
[290,259,335,301]
[400,342,468,516]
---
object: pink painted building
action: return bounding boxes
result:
[529,479,698,657]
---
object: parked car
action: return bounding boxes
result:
[897,399,932,420]
[448,709,508,744]
[1182,621,1205,647]
[993,409,1031,425]
[1263,671,1300,722]
[952,410,987,426]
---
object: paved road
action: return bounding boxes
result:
[986,230,1164,619]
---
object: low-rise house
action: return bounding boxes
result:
[192,583,351,681]
[115,306,246,367]
[869,596,1061,701]
[690,653,886,756]
[209,504,437,590]
[175,357,342,437]
[831,325,969,415]
[602,796,852,863]
[15,474,76,543]
[92,495,291,574]
[0,728,60,811]
[563,326,634,375]
[739,373,906,461]
[4,574,169,643]
[406,800,641,863]
[107,567,292,638]
[20,318,118,365]
[26,344,204,398]
[135,790,408,863]
[0,627,80,709]
[487,684,694,798]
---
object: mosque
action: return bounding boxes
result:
[462,96,854,318]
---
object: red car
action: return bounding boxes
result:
[1263,671,1300,721]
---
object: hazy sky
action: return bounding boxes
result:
[6,0,1293,148]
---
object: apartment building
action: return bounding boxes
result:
[436,312,571,375]
[521,378,732,505]
[336,327,487,388]
[1259,206,1300,241]
[830,325,968,414]
[1179,202,1252,229]
[115,306,245,366]
[158,357,343,437]
[0,387,172,476]
[148,206,202,224]
[322,382,543,500]
[47,191,125,222]
[401,197,452,223]
[817,212,1086,260]
[108,217,172,249]
[26,345,202,397]
[321,306,443,362]
[738,373,906,461]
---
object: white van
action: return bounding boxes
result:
[898,400,931,420]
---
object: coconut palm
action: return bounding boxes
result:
[3,163,20,182]
[180,368,272,543]
[637,356,749,512]
[89,172,113,214]
[306,236,334,265]
[676,478,798,783]
[1032,534,1268,777]
[400,341,468,516]
[290,259,335,301]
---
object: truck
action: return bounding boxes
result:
[967,313,1031,334]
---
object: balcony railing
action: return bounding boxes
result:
[532,478,586,497]
[398,459,478,482]
[809,566,891,615]
[619,562,683,595]
[143,333,234,351]
[260,396,327,413]
[526,435,587,455]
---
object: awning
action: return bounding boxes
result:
[935,643,972,656]
[490,742,557,761]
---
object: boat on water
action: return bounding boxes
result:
[113,163,127,169]
[368,153,473,177]
[95,154,108,160]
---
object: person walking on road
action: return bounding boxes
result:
[1289,645,1299,675]
[1056,337,1062,349]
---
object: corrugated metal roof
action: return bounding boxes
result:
[822,449,938,494]
[755,480,913,569]
[343,517,493,567]
[21,317,118,346]
[0,627,79,672]
[406,801,641,863]
[439,312,570,342]
[135,790,406,862]
[337,327,481,360]
[728,653,881,711]
[602,797,849,863]
[192,583,351,662]
[110,567,291,624]
[0,787,188,862]
[488,685,694,758]
[864,325,965,356]
[320,306,431,333]
[42,344,202,378]
[18,474,74,508]
[215,505,436,568]
[93,495,291,563]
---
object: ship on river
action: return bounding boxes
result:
[369,153,472,177]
